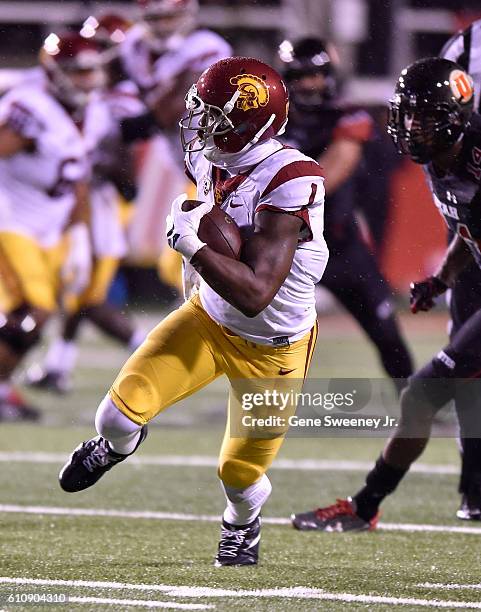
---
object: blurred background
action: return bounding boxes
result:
[1,0,479,76]
[0,0,478,303]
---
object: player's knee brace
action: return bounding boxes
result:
[95,395,141,440]
[0,305,43,356]
[218,458,265,489]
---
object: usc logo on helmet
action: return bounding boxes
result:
[449,70,474,104]
[229,74,269,111]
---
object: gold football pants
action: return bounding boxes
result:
[110,294,318,488]
[0,231,64,313]
[63,256,119,313]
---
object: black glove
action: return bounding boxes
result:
[410,276,448,314]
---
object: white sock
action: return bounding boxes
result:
[128,328,146,352]
[221,474,272,526]
[44,339,78,374]
[95,395,142,455]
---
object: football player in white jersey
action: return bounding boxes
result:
[27,16,147,394]
[0,32,100,420]
[121,0,231,109]
[59,57,328,567]
[120,0,232,291]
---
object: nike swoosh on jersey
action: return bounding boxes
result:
[278,368,296,376]
[229,201,243,208]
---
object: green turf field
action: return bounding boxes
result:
[2,308,481,611]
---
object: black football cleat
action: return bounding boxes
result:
[457,492,481,521]
[214,516,261,567]
[26,366,72,395]
[59,426,148,492]
[291,498,379,532]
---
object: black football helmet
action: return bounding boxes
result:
[387,57,474,164]
[278,37,340,110]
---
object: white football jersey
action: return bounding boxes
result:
[0,83,88,247]
[120,24,232,98]
[82,86,146,258]
[84,83,146,160]
[83,83,145,176]
[185,139,329,345]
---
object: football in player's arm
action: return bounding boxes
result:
[59,56,328,567]
[188,209,302,317]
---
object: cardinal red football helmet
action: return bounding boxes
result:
[180,57,289,163]
[81,14,131,48]
[40,32,105,108]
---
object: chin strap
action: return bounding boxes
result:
[250,113,276,145]
[223,90,241,114]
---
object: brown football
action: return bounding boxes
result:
[182,200,242,259]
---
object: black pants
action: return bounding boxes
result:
[404,261,481,494]
[449,262,481,494]
[320,233,413,383]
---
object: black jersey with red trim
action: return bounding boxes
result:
[284,104,373,243]
[285,105,372,160]
[424,113,481,269]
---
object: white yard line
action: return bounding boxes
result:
[0,578,479,609]
[68,598,212,610]
[0,504,228,524]
[376,522,481,535]
[0,451,458,475]
[419,583,481,590]
[2,503,481,535]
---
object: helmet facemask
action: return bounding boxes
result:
[180,84,279,164]
[388,94,464,164]
[289,71,337,111]
[180,84,239,154]
[279,38,340,111]
[44,61,105,109]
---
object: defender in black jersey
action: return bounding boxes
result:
[292,57,481,531]
[441,19,481,519]
[280,37,413,389]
